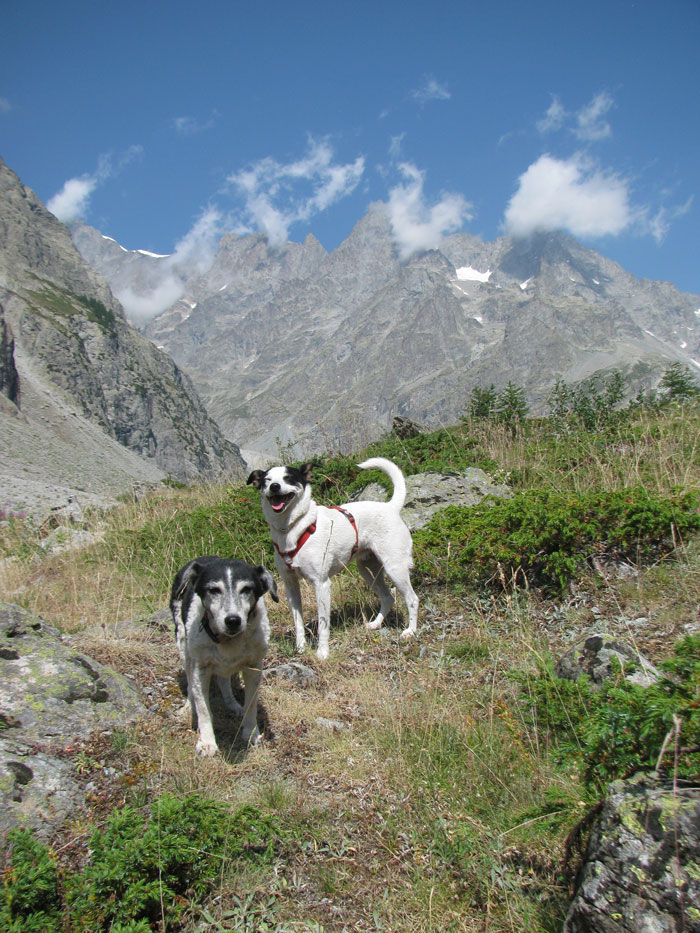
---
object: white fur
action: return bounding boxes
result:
[170,557,277,756]
[249,458,418,659]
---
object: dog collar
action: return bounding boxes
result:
[275,521,317,568]
[200,614,221,643]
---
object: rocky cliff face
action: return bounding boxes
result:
[73,203,700,460]
[0,158,245,515]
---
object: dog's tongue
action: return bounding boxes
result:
[270,496,287,512]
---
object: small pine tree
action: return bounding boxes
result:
[495,381,529,436]
[660,362,700,401]
[467,384,497,420]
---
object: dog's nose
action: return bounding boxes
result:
[269,482,280,494]
[224,614,242,633]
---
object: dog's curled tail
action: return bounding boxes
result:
[357,457,407,510]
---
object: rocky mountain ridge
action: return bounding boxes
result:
[0,158,245,516]
[73,210,700,460]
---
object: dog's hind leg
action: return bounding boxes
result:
[217,675,243,714]
[240,665,263,745]
[383,560,419,640]
[356,551,395,631]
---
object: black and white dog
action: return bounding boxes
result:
[247,457,418,660]
[171,556,278,757]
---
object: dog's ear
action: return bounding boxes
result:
[174,560,202,599]
[256,565,279,602]
[247,470,265,489]
[300,463,313,484]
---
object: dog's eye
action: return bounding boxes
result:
[205,585,223,596]
[240,585,253,596]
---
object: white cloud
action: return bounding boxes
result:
[503,153,632,239]
[536,95,566,134]
[411,76,451,105]
[46,147,142,224]
[171,114,216,135]
[227,138,365,247]
[115,206,224,324]
[170,206,223,272]
[0,96,11,114]
[575,91,614,142]
[645,196,694,243]
[535,91,614,142]
[384,162,472,261]
[115,276,185,327]
[47,175,99,222]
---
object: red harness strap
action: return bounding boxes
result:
[274,507,359,569]
[274,522,317,568]
[328,506,359,556]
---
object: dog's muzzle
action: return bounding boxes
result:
[267,490,294,513]
[224,614,243,634]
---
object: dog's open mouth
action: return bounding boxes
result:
[268,493,294,513]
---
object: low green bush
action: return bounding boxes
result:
[414,486,700,593]
[515,635,700,792]
[1,795,283,932]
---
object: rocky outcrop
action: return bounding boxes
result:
[565,772,700,932]
[0,603,145,842]
[555,633,661,688]
[0,157,245,515]
[354,467,511,530]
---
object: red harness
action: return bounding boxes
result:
[274,506,359,569]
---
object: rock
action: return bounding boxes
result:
[565,772,700,932]
[0,603,145,842]
[555,633,661,687]
[391,416,423,439]
[315,717,348,732]
[354,468,511,531]
[264,661,318,688]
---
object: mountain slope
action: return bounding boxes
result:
[73,211,700,459]
[0,158,245,515]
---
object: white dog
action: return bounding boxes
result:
[170,556,278,756]
[247,457,418,659]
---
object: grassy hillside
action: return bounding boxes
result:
[1,390,699,932]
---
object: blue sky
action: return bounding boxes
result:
[2,0,699,295]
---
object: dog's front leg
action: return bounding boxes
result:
[240,665,263,746]
[189,664,218,757]
[280,566,306,653]
[314,578,332,660]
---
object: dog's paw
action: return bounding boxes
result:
[365,617,384,631]
[316,644,329,661]
[195,738,219,757]
[399,628,415,641]
[242,726,262,746]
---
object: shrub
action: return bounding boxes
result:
[516,635,700,793]
[0,795,283,932]
[1,829,62,931]
[414,486,700,593]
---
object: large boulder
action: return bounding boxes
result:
[0,603,145,841]
[565,772,700,932]
[354,468,511,531]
